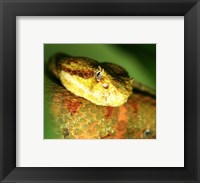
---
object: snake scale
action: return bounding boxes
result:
[45,53,156,139]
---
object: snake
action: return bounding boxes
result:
[45,53,156,139]
[48,53,134,107]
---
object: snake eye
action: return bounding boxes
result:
[95,70,102,82]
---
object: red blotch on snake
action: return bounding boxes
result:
[65,100,82,115]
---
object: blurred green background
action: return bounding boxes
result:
[44,44,156,139]
[44,44,156,89]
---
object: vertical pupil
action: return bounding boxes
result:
[96,71,101,81]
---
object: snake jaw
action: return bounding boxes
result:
[60,70,131,107]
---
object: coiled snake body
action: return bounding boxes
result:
[45,53,156,139]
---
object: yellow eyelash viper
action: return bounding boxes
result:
[45,53,156,139]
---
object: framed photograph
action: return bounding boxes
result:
[0,0,200,182]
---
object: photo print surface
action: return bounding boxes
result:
[44,44,156,139]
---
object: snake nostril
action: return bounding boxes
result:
[102,83,109,89]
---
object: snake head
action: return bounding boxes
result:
[58,57,133,107]
[94,66,104,82]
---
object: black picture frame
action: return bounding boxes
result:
[0,0,200,182]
